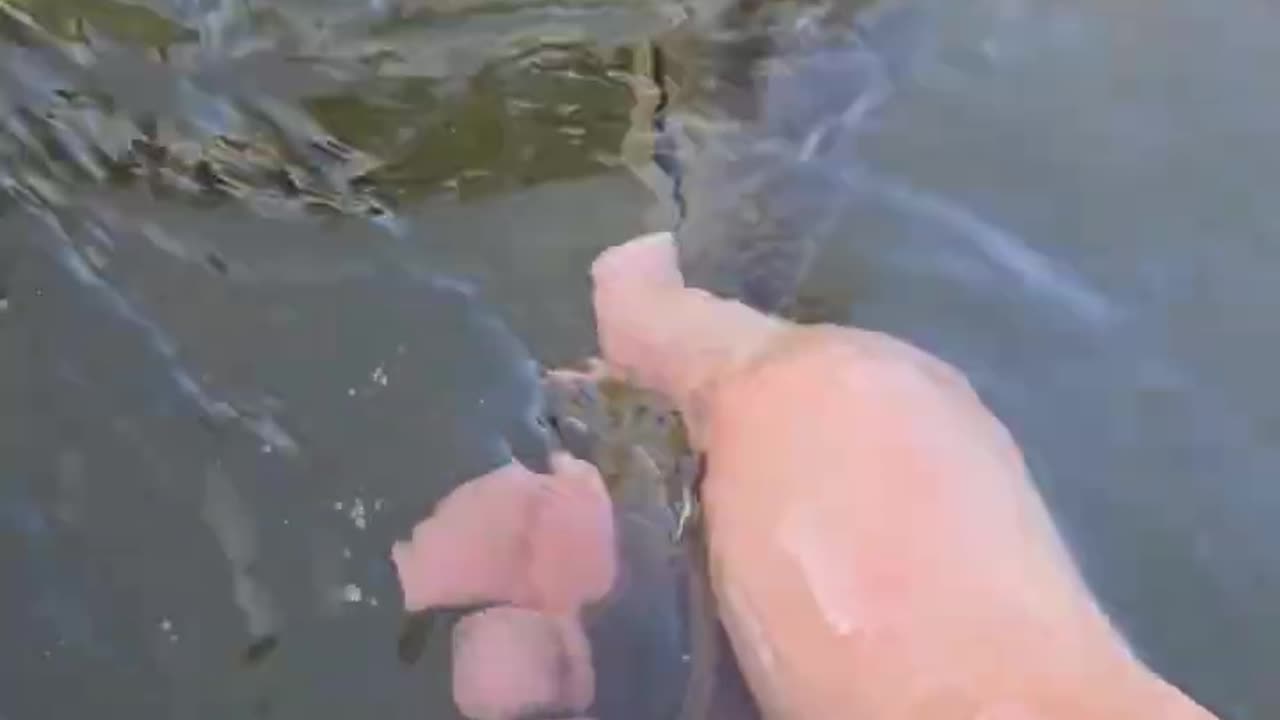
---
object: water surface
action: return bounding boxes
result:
[1,0,1277,718]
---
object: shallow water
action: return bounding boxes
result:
[1,0,1277,718]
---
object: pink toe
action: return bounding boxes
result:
[526,453,618,611]
[590,232,684,291]
[452,607,595,720]
[391,462,540,611]
[391,457,618,614]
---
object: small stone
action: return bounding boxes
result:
[349,498,367,530]
[342,584,362,603]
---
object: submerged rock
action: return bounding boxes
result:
[541,360,759,720]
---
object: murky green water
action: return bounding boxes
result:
[1,0,1277,718]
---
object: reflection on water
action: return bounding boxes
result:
[0,1,661,718]
[1,0,1278,718]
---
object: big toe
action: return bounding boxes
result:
[590,233,788,417]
